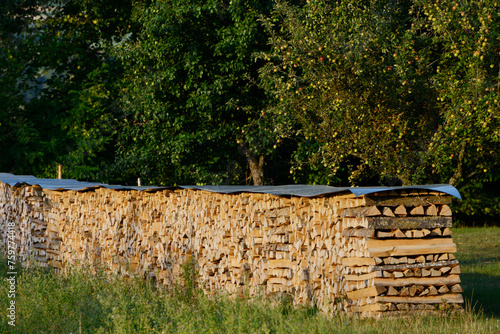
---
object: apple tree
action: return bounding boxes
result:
[261,0,500,223]
[260,0,438,185]
[412,0,500,222]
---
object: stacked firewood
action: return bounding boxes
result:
[0,180,463,317]
[0,183,48,265]
[340,191,463,317]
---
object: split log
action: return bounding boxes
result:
[363,195,452,207]
[394,205,407,216]
[371,259,459,272]
[376,294,464,304]
[342,206,382,217]
[374,275,461,287]
[363,217,453,230]
[382,207,395,217]
[410,206,425,215]
[368,243,456,258]
[439,205,453,216]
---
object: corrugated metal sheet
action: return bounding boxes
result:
[185,184,461,199]
[0,173,461,199]
[0,173,165,192]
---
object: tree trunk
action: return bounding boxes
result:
[448,141,466,186]
[238,141,264,185]
[248,154,264,186]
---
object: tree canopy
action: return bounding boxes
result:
[112,0,280,186]
[259,0,499,223]
[0,0,498,224]
[0,0,139,179]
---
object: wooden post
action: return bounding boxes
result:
[57,164,62,179]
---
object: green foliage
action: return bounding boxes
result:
[0,1,62,176]
[0,0,138,180]
[113,0,282,186]
[410,0,500,222]
[1,0,499,223]
[260,0,500,222]
[175,255,202,304]
[260,0,439,185]
[34,0,140,181]
[0,263,109,333]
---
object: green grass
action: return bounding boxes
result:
[0,227,499,333]
[453,227,500,317]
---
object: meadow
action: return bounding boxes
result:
[0,227,498,333]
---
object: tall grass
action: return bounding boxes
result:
[0,227,498,333]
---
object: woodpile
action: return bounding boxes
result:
[341,192,463,317]
[0,183,47,265]
[0,179,463,317]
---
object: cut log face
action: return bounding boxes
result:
[394,205,407,216]
[410,206,425,215]
[383,207,396,217]
[0,180,462,318]
[426,205,438,216]
[439,205,453,217]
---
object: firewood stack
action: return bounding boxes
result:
[340,191,464,317]
[0,183,47,266]
[0,177,463,317]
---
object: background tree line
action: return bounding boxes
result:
[1,0,498,225]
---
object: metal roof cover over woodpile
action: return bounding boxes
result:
[0,173,461,199]
[0,173,464,317]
